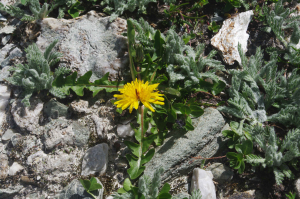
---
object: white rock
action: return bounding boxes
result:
[0,26,16,34]
[11,99,43,132]
[211,10,253,65]
[117,123,134,138]
[8,162,24,176]
[0,84,10,131]
[191,168,216,199]
[1,35,11,45]
[2,129,17,141]
[81,143,108,176]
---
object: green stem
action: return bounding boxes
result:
[87,190,97,199]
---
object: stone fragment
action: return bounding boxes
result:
[69,100,90,114]
[36,11,128,81]
[211,11,253,65]
[0,26,15,34]
[55,178,103,199]
[0,45,23,68]
[206,163,233,183]
[191,168,216,199]
[117,123,134,137]
[11,133,22,147]
[11,99,43,132]
[43,99,68,119]
[0,154,9,179]
[0,84,10,132]
[0,185,23,199]
[8,162,24,176]
[81,143,109,176]
[1,35,11,45]
[295,178,300,199]
[144,108,227,183]
[2,129,17,141]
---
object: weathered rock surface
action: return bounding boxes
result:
[206,163,233,183]
[37,118,90,150]
[144,108,227,183]
[81,143,109,176]
[191,168,216,199]
[1,129,16,141]
[211,11,253,65]
[55,178,103,199]
[11,99,43,132]
[36,11,128,81]
[0,185,23,199]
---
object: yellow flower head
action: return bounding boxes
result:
[114,79,164,113]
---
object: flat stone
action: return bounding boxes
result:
[211,11,253,65]
[8,162,24,176]
[206,163,233,184]
[0,26,15,34]
[2,129,16,141]
[81,143,109,176]
[0,185,23,199]
[191,168,216,199]
[144,108,227,183]
[91,114,113,138]
[36,11,128,81]
[43,99,68,119]
[55,178,103,199]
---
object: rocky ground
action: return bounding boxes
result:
[1,0,300,198]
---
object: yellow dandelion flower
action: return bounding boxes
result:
[114,79,164,113]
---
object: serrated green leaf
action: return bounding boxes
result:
[142,134,156,154]
[126,154,145,179]
[159,183,171,194]
[212,80,226,95]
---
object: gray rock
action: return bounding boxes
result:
[81,143,109,176]
[206,163,233,184]
[0,26,15,35]
[36,11,128,81]
[295,178,300,199]
[172,192,190,199]
[2,129,17,141]
[0,45,23,68]
[144,108,227,183]
[0,154,8,179]
[0,84,10,132]
[55,178,103,199]
[0,185,23,199]
[43,99,68,119]
[11,133,22,147]
[41,118,90,150]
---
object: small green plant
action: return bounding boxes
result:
[0,0,60,21]
[80,177,102,199]
[6,40,68,106]
[286,192,296,199]
[113,167,202,199]
[208,21,220,33]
